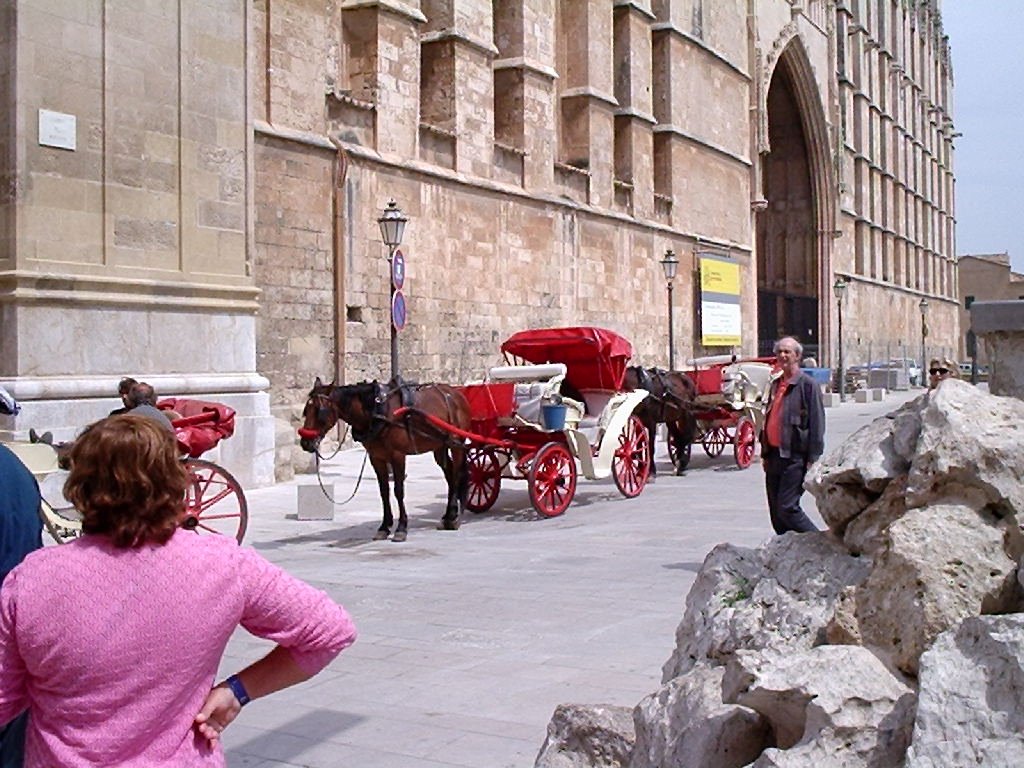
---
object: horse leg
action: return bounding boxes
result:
[438,445,465,530]
[644,415,658,479]
[388,455,410,542]
[431,447,460,531]
[371,458,394,539]
[668,419,693,475]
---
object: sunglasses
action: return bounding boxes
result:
[929,368,949,375]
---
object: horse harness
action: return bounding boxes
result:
[635,367,693,416]
[345,381,462,449]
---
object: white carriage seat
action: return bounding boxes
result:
[4,442,59,478]
[575,390,614,431]
[722,362,774,404]
[486,363,581,430]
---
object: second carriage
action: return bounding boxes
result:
[668,355,777,470]
[6,398,249,544]
[457,327,652,517]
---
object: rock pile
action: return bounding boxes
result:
[534,381,1024,767]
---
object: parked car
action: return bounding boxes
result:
[888,358,922,386]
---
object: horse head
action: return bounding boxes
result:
[298,376,339,452]
[298,378,384,452]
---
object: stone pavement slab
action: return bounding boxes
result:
[219,390,922,767]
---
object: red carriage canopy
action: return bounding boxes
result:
[157,398,236,458]
[500,326,634,392]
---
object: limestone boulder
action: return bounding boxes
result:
[661,533,871,682]
[630,664,769,768]
[805,397,921,531]
[534,704,634,768]
[906,614,1024,767]
[853,502,1021,676]
[842,475,910,557]
[723,646,915,767]
[907,379,1024,516]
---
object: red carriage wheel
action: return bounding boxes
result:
[181,458,248,543]
[733,416,757,469]
[465,447,502,513]
[702,425,728,458]
[528,442,577,518]
[612,415,650,498]
[666,431,692,473]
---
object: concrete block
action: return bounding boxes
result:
[854,389,871,403]
[871,388,885,401]
[296,483,335,520]
[822,392,841,407]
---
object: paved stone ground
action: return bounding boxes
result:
[219,389,921,767]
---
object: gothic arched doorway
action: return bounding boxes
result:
[757,50,820,360]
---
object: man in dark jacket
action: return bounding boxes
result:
[760,336,825,534]
[0,443,44,765]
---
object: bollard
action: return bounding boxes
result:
[296,483,335,520]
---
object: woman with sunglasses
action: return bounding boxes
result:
[927,357,960,389]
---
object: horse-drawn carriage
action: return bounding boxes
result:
[297,327,652,538]
[668,355,777,470]
[459,326,651,517]
[3,399,248,544]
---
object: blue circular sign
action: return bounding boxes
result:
[392,249,406,291]
[392,290,407,331]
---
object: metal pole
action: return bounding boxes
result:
[838,298,845,401]
[667,280,675,370]
[920,312,926,381]
[389,244,399,381]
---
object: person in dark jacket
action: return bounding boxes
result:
[0,443,44,766]
[760,336,826,534]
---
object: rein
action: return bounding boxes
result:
[313,447,370,506]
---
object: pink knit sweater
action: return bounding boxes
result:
[0,531,357,766]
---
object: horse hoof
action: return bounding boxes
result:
[392,531,407,542]
[373,530,390,540]
[436,521,460,531]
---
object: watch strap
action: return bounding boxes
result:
[224,674,251,707]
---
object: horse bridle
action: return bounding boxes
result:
[297,392,349,459]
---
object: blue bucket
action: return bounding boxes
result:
[541,403,568,431]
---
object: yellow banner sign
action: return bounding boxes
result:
[700,258,740,295]
[700,255,741,346]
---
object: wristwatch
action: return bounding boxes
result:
[224,674,251,707]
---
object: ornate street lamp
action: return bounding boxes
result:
[660,249,679,370]
[919,296,929,384]
[378,200,408,382]
[833,276,848,401]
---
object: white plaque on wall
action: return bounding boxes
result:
[38,109,77,151]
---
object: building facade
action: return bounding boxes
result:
[1,0,957,482]
[958,253,1024,365]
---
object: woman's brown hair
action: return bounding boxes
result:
[64,415,189,547]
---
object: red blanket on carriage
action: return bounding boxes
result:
[157,398,236,458]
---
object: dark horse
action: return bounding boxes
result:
[298,377,471,542]
[624,366,697,475]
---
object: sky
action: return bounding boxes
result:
[941,1,1024,273]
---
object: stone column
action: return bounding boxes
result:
[559,0,616,208]
[970,300,1024,399]
[494,0,556,190]
[342,0,425,159]
[613,1,655,219]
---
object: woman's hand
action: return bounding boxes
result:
[193,685,242,745]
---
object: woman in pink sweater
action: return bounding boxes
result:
[0,415,357,766]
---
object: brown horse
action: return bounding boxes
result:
[624,366,697,475]
[297,377,471,542]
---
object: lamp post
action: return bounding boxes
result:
[919,296,929,383]
[660,249,679,370]
[832,276,848,401]
[378,200,408,382]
